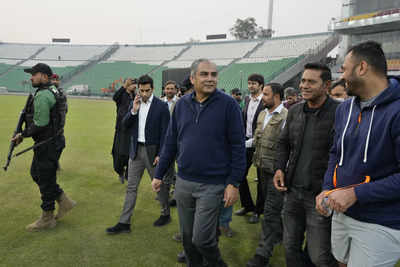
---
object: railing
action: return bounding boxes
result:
[271,34,341,84]
[60,43,119,86]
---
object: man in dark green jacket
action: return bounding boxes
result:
[12,63,76,232]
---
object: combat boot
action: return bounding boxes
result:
[26,210,57,231]
[55,193,76,220]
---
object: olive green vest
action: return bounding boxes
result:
[253,107,288,172]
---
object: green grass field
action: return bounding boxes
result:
[0,95,398,267]
[0,95,285,267]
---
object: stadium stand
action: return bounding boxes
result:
[245,33,331,61]
[388,59,400,71]
[0,65,32,92]
[167,41,258,68]
[62,61,166,96]
[108,44,187,63]
[0,62,80,93]
[179,41,258,60]
[217,57,302,90]
[0,59,20,73]
[0,43,43,59]
[35,45,108,61]
[0,32,336,95]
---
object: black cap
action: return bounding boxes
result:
[231,88,241,95]
[24,63,53,77]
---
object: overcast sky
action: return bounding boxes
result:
[1,0,343,45]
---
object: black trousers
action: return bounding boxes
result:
[282,188,336,267]
[255,170,284,259]
[112,128,130,177]
[238,148,265,215]
[55,134,65,169]
[30,140,63,211]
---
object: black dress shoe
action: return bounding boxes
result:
[246,254,269,267]
[248,213,260,224]
[153,215,171,226]
[106,223,131,235]
[169,199,177,207]
[177,251,186,263]
[234,208,253,216]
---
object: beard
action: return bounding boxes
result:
[264,101,274,110]
[345,67,364,97]
[31,81,41,88]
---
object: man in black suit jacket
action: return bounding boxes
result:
[106,75,171,234]
[111,78,137,184]
[235,74,266,224]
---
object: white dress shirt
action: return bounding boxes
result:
[163,95,178,113]
[262,103,285,130]
[133,94,153,143]
[246,94,262,138]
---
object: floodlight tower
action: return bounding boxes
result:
[266,0,274,38]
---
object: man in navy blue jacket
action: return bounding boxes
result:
[106,75,171,234]
[153,59,246,267]
[317,41,400,266]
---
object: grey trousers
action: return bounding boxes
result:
[119,145,170,224]
[175,176,226,267]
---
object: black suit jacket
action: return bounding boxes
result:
[122,96,170,161]
[113,86,134,130]
[243,95,265,138]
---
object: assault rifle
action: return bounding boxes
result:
[3,94,33,171]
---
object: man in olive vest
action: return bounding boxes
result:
[246,83,288,267]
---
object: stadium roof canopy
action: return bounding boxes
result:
[332,11,400,35]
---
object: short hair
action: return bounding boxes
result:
[248,73,264,86]
[304,62,332,83]
[329,79,346,93]
[265,83,284,100]
[124,78,137,84]
[165,80,177,88]
[347,41,387,76]
[284,87,298,98]
[181,75,193,90]
[138,75,153,89]
[190,58,216,77]
[231,88,241,95]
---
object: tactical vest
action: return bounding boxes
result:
[253,107,288,173]
[24,85,62,142]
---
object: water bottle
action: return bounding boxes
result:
[321,196,333,217]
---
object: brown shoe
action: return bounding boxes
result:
[26,210,57,232]
[55,193,76,220]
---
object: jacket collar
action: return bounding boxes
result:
[301,96,337,117]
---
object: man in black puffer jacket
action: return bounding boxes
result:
[273,63,339,267]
